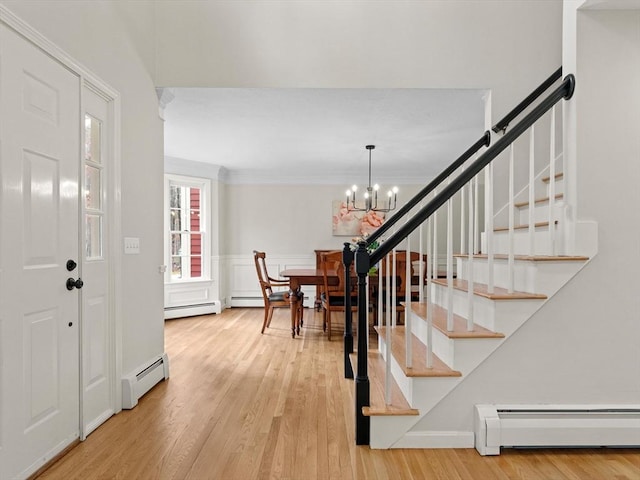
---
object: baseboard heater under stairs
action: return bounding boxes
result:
[122,353,170,409]
[475,405,640,455]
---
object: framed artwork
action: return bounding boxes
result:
[332,200,385,237]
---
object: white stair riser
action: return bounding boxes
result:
[410,311,503,373]
[517,201,565,224]
[455,257,585,296]
[378,334,460,408]
[482,226,564,256]
[545,178,563,198]
[430,283,544,335]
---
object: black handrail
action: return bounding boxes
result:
[492,67,562,134]
[352,69,574,446]
[370,74,574,265]
[366,131,491,246]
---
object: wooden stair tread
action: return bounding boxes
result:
[514,193,564,208]
[432,278,547,300]
[542,172,563,183]
[494,220,557,232]
[375,326,461,377]
[408,302,504,339]
[453,253,589,262]
[350,352,419,417]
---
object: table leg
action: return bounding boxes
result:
[289,280,301,338]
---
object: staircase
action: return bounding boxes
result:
[343,68,609,450]
[362,168,592,449]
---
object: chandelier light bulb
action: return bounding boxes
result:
[364,191,370,199]
[374,184,380,191]
[392,186,399,194]
[352,185,358,192]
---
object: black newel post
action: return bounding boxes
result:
[342,243,354,379]
[354,241,370,445]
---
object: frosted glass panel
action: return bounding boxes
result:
[85,165,101,210]
[85,114,102,164]
[86,214,102,259]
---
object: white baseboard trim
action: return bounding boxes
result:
[164,301,220,319]
[230,297,263,308]
[392,430,475,449]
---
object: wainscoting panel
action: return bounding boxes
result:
[164,281,219,319]
[226,254,316,307]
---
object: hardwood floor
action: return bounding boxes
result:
[38,308,639,479]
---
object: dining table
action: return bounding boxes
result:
[279,268,340,338]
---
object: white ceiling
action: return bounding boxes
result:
[162,88,487,184]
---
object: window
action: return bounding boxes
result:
[165,174,210,282]
[85,114,104,260]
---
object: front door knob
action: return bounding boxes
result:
[66,277,84,290]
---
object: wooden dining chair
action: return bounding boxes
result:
[253,250,303,334]
[319,251,358,341]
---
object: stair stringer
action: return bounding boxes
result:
[369,255,594,449]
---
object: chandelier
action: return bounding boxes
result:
[345,145,398,212]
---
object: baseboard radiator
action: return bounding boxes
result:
[164,301,221,319]
[122,353,170,409]
[475,404,640,455]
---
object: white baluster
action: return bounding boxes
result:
[548,105,556,255]
[385,253,391,405]
[485,163,494,294]
[392,247,397,327]
[447,196,454,332]
[419,205,425,304]
[474,175,480,254]
[529,125,536,256]
[508,143,515,294]
[405,232,412,369]
[426,217,433,369]
[433,188,439,289]
[467,179,475,331]
[460,166,466,255]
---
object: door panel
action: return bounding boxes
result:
[23,150,60,265]
[81,87,114,437]
[0,23,81,479]
[24,309,59,430]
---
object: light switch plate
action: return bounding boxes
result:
[124,237,140,254]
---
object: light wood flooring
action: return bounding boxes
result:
[37,308,639,479]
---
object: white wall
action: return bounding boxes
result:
[0,1,166,375]
[411,5,640,434]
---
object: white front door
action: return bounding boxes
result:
[0,23,81,479]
